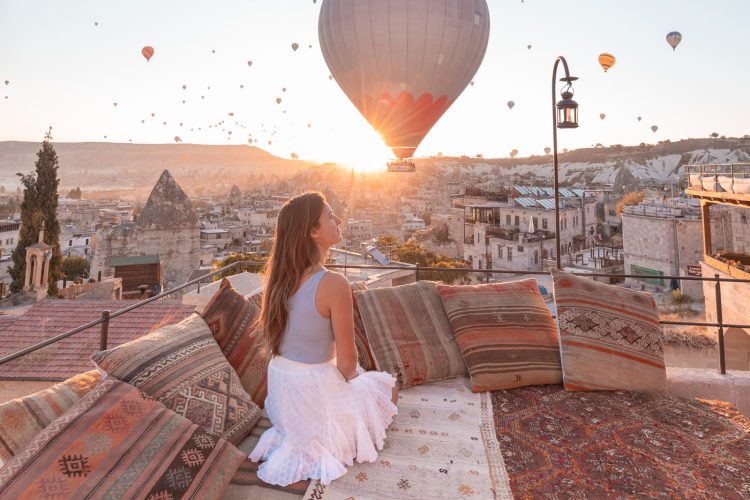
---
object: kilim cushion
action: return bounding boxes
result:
[550,268,667,393]
[91,313,261,445]
[351,280,376,371]
[201,278,270,407]
[355,281,467,388]
[0,376,245,499]
[437,279,562,392]
[0,370,101,465]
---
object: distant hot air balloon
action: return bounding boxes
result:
[319,0,490,160]
[637,116,642,121]
[600,113,606,120]
[247,60,253,67]
[3,80,8,85]
[510,149,518,158]
[651,125,658,133]
[598,53,615,72]
[507,100,515,110]
[113,102,118,107]
[527,44,532,50]
[94,22,98,26]
[666,31,682,51]
[544,147,551,155]
[276,97,282,104]
[181,85,186,90]
[174,136,181,143]
[142,46,154,62]
[291,43,299,51]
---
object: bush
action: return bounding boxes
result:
[671,289,692,305]
[61,256,90,280]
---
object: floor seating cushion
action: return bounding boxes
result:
[0,376,245,499]
[0,370,101,465]
[437,279,562,392]
[355,280,467,388]
[91,313,261,445]
[551,268,667,393]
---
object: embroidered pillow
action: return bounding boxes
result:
[351,280,376,371]
[201,278,270,407]
[355,281,467,388]
[437,279,562,392]
[91,313,261,445]
[0,376,245,499]
[0,370,101,465]
[551,268,667,393]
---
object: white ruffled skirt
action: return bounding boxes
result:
[248,355,398,486]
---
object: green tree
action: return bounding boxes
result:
[391,240,468,284]
[60,256,90,281]
[212,252,266,280]
[8,129,63,294]
[375,235,399,259]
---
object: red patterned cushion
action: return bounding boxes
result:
[551,268,667,393]
[0,377,245,499]
[91,314,261,445]
[437,279,562,392]
[351,281,376,371]
[201,278,270,407]
[355,281,467,388]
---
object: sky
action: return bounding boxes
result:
[1,0,749,171]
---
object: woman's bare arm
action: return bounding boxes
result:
[321,272,358,381]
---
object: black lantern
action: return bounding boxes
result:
[556,87,579,129]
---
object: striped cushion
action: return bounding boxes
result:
[201,278,270,407]
[0,370,101,465]
[437,279,563,392]
[351,281,376,371]
[92,313,261,445]
[551,268,667,393]
[355,281,467,388]
[0,377,245,499]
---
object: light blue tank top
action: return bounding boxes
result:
[278,269,336,364]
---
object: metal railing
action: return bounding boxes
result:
[685,163,750,193]
[1,261,749,375]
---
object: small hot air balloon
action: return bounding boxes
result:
[307,123,312,128]
[598,53,615,72]
[174,136,181,143]
[247,60,253,67]
[637,116,642,121]
[142,46,154,62]
[240,84,244,89]
[651,125,658,133]
[151,112,155,117]
[181,84,186,90]
[276,97,282,104]
[320,0,490,161]
[666,31,682,51]
[282,87,287,92]
[94,22,98,26]
[507,100,515,110]
[212,49,216,54]
[291,43,299,51]
[328,75,333,80]
[527,44,532,50]
[113,102,118,107]
[544,147,551,155]
[3,80,8,85]
[510,149,518,158]
[600,113,606,120]
[470,81,475,86]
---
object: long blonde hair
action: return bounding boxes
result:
[260,191,326,356]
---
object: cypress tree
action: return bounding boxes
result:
[8,129,63,295]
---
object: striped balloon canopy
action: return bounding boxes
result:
[318,0,490,159]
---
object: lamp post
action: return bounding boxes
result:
[551,56,579,269]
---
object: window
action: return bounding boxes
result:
[609,209,617,216]
[507,247,513,261]
[84,248,88,255]
[69,240,73,247]
[542,219,548,230]
[85,238,89,245]
[517,245,524,252]
[506,214,511,225]
[533,217,538,229]
[497,244,503,259]
[534,250,539,264]
[514,215,520,226]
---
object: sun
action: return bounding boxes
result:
[330,128,395,173]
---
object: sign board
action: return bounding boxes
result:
[686,265,702,277]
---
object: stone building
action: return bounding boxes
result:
[90,170,201,290]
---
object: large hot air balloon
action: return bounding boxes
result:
[598,53,615,72]
[319,0,490,160]
[666,31,682,51]
[507,100,515,110]
[142,46,154,62]
[651,125,658,133]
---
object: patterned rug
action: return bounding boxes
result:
[491,385,750,498]
[304,377,512,500]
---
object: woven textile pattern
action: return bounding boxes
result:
[437,279,562,392]
[551,268,667,393]
[0,370,101,464]
[0,377,245,499]
[201,278,270,407]
[491,384,750,498]
[351,280,377,371]
[92,313,260,445]
[355,281,467,388]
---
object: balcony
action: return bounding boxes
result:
[685,163,750,208]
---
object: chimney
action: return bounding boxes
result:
[38,229,44,243]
